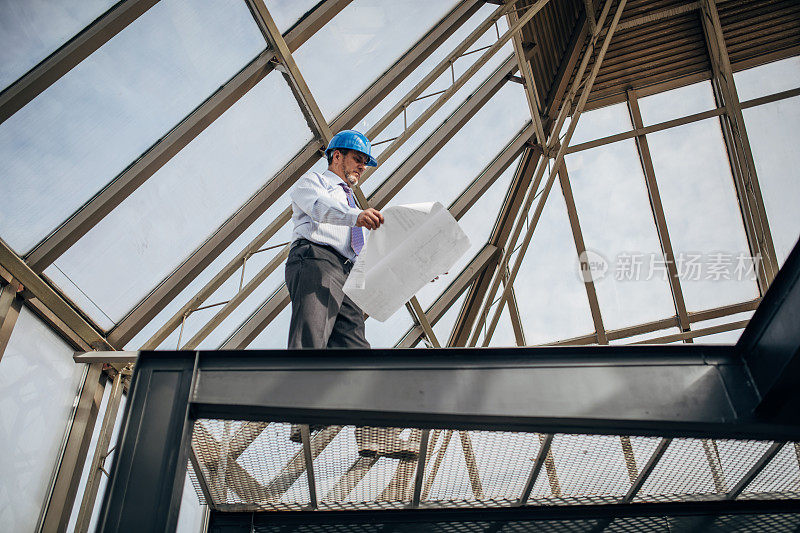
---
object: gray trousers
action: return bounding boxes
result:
[285,239,370,349]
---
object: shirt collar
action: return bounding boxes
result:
[321,169,349,189]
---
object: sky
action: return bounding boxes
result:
[1,0,800,525]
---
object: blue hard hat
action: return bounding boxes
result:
[325,130,377,167]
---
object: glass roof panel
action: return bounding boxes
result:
[47,73,313,326]
[691,310,753,345]
[0,0,265,254]
[742,96,800,266]
[293,0,460,121]
[267,0,322,33]
[511,174,596,345]
[0,0,117,89]
[248,306,291,350]
[565,140,675,331]
[431,291,467,347]
[637,81,716,127]
[646,118,759,312]
[569,102,632,147]
[734,56,800,102]
[121,189,294,350]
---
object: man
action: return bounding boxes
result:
[285,130,420,460]
[285,129,384,349]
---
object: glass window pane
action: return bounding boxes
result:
[48,73,313,326]
[122,190,295,350]
[646,118,759,311]
[0,306,86,532]
[637,81,716,126]
[268,0,321,33]
[0,0,117,89]
[294,0,459,120]
[734,56,800,102]
[514,175,596,344]
[0,0,265,254]
[742,96,800,266]
[569,102,632,146]
[566,140,676,330]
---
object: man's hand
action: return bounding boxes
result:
[356,208,384,230]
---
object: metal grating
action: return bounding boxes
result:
[191,420,312,511]
[423,430,541,506]
[740,442,800,499]
[635,438,776,502]
[528,434,661,505]
[190,421,800,513]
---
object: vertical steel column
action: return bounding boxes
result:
[97,352,196,532]
[627,89,692,340]
[700,0,779,293]
[40,363,105,532]
[75,370,125,532]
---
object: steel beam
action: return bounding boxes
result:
[207,499,800,530]
[548,298,760,346]
[358,0,548,183]
[627,88,692,339]
[96,353,195,532]
[449,148,540,348]
[518,433,552,504]
[247,0,332,146]
[368,54,517,209]
[108,0,481,347]
[737,237,800,421]
[633,319,750,345]
[507,6,546,145]
[75,370,125,532]
[726,441,785,499]
[40,363,105,533]
[621,437,671,503]
[0,237,112,350]
[568,86,800,155]
[188,346,796,440]
[700,0,779,292]
[0,0,159,125]
[24,0,350,273]
[558,165,608,344]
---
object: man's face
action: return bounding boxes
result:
[340,150,369,185]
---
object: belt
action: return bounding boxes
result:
[293,238,354,267]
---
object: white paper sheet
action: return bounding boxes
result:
[343,202,471,322]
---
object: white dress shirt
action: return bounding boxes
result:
[290,169,363,261]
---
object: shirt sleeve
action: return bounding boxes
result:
[291,174,361,227]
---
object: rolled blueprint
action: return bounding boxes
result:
[343,202,470,321]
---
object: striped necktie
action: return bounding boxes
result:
[339,183,364,255]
